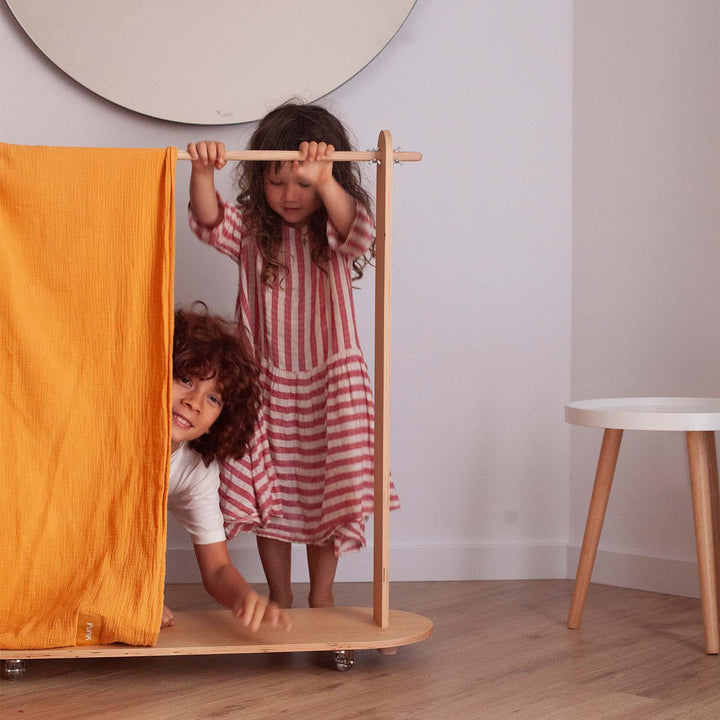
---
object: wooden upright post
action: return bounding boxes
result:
[373,131,393,628]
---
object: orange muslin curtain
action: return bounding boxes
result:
[0,144,176,649]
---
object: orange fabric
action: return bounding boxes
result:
[0,144,176,649]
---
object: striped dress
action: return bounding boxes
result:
[189,199,397,555]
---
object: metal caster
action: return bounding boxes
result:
[331,649,355,672]
[3,659,26,680]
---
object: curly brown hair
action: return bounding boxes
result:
[173,306,260,465]
[234,100,374,286]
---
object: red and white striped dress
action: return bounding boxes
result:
[189,199,397,555]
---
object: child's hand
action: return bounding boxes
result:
[293,141,335,189]
[187,141,227,172]
[231,589,292,633]
[161,604,175,629]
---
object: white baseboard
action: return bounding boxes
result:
[566,546,700,599]
[165,542,569,584]
[166,542,702,598]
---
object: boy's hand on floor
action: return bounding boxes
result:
[161,604,175,629]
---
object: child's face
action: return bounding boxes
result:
[171,375,223,450]
[263,163,322,228]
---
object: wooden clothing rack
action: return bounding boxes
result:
[1,132,432,676]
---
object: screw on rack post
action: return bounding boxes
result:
[366,148,380,165]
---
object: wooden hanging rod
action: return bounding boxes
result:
[176,149,422,162]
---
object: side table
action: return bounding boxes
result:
[566,397,720,654]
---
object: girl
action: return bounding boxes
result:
[187,101,397,610]
[164,307,290,632]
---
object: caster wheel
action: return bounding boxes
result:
[331,650,355,672]
[4,660,26,680]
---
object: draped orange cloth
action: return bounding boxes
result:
[0,144,176,649]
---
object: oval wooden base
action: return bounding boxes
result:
[0,607,433,659]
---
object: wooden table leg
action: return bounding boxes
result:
[686,431,719,654]
[702,431,720,607]
[568,428,623,629]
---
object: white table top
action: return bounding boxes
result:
[565,397,720,431]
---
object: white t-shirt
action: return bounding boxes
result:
[167,442,226,546]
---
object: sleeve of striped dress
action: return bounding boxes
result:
[188,194,245,263]
[326,202,374,259]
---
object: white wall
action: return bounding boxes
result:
[571,0,720,597]
[1,1,573,583]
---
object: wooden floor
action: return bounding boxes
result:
[3,580,720,719]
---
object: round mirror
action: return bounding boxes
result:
[6,0,415,124]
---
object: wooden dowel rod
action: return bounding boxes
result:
[176,149,422,162]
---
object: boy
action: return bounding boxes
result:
[163,307,289,632]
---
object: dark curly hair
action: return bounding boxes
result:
[234,100,374,286]
[173,306,260,465]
